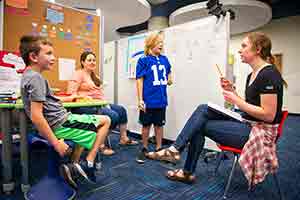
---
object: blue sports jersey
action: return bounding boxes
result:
[136,54,171,108]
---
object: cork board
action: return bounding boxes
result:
[3,0,101,90]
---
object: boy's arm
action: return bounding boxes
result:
[136,78,145,111]
[167,72,173,85]
[31,101,69,156]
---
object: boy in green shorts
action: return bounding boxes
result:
[19,35,111,188]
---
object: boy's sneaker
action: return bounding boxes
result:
[136,147,148,164]
[60,163,80,189]
[73,160,97,183]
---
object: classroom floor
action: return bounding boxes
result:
[1,115,300,200]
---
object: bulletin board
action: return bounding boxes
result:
[3,0,101,90]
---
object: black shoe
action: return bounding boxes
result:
[60,163,79,189]
[74,160,97,183]
[136,147,148,164]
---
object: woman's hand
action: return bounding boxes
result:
[80,83,101,91]
[220,77,235,92]
[138,100,146,112]
[222,90,241,105]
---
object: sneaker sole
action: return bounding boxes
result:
[136,158,145,164]
[59,164,78,189]
[73,163,94,183]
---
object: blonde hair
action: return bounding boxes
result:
[247,32,287,87]
[144,32,163,56]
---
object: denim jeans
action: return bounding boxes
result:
[71,104,128,129]
[173,104,252,174]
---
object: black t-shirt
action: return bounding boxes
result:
[242,65,283,124]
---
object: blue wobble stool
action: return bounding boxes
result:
[24,134,76,200]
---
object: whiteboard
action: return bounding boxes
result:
[117,15,230,148]
[164,15,229,141]
[103,41,116,103]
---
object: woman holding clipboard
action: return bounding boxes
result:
[147,32,287,185]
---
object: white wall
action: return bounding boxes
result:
[230,15,300,113]
[103,41,116,103]
[117,38,142,133]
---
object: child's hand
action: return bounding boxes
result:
[138,100,146,112]
[54,139,70,157]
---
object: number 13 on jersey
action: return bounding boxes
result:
[151,64,167,86]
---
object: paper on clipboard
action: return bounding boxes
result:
[208,102,244,122]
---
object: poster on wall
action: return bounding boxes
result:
[58,58,76,80]
[126,34,146,78]
[6,0,28,9]
[46,7,64,24]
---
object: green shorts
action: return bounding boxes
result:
[53,114,101,149]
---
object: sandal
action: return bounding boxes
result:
[166,169,196,184]
[99,145,115,156]
[119,139,138,146]
[147,148,180,164]
[155,147,163,152]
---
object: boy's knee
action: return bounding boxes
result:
[102,115,111,126]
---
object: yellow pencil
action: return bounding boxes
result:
[215,64,223,77]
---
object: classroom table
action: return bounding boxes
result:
[0,103,16,193]
[2,100,108,193]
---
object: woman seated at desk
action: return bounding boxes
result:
[68,51,138,156]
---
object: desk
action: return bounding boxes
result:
[5,100,108,193]
[0,103,16,193]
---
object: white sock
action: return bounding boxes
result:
[169,146,179,153]
[87,160,94,168]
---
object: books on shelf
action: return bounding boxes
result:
[0,133,20,144]
[0,91,17,103]
[208,102,244,122]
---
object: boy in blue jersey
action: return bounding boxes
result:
[135,32,173,163]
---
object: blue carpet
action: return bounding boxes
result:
[1,115,300,199]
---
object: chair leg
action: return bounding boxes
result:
[106,134,112,148]
[95,151,102,170]
[273,173,283,200]
[223,154,238,199]
[214,151,224,176]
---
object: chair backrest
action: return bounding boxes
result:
[276,110,289,140]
